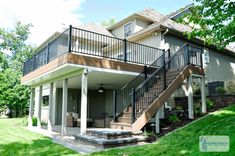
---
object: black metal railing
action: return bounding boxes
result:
[71,27,163,65]
[23,25,164,75]
[130,44,202,122]
[23,28,69,75]
[113,49,170,121]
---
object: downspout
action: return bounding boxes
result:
[161,28,169,50]
[162,28,169,37]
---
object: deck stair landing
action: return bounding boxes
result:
[74,128,148,148]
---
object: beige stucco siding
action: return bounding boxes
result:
[136,33,161,49]
[205,49,235,83]
[165,34,235,83]
[111,18,151,39]
[133,19,151,33]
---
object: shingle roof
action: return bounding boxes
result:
[126,7,235,53]
[136,8,165,22]
[77,23,114,37]
[168,3,194,19]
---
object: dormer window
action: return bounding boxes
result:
[124,23,132,37]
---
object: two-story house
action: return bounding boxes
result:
[22,4,235,141]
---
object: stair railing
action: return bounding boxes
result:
[131,44,203,122]
[113,49,170,121]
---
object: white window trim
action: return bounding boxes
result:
[123,22,132,38]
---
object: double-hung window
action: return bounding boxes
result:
[124,23,132,37]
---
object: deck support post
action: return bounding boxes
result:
[28,88,35,127]
[187,75,194,119]
[155,110,160,133]
[159,104,165,119]
[52,83,57,126]
[61,79,68,136]
[37,86,43,128]
[48,82,54,132]
[201,76,207,113]
[80,68,88,135]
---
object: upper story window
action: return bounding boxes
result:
[124,23,132,38]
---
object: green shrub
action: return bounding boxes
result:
[216,86,226,95]
[143,131,158,142]
[168,114,180,123]
[194,102,201,115]
[32,116,37,126]
[192,83,200,95]
[175,105,183,111]
[22,116,28,126]
[41,120,48,126]
[226,80,235,94]
[206,98,214,109]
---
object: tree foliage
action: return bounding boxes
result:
[101,18,116,27]
[0,22,34,117]
[183,0,235,48]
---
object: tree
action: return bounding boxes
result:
[0,22,34,117]
[183,0,235,48]
[101,18,116,27]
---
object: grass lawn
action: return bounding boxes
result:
[0,105,235,156]
[0,118,79,156]
[91,105,235,156]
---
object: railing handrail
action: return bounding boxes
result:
[24,28,70,64]
[23,25,165,76]
[72,27,163,52]
[116,50,167,94]
[135,44,188,92]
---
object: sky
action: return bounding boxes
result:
[0,0,192,47]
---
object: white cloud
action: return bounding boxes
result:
[0,0,85,46]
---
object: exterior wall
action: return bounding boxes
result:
[111,22,129,39]
[136,33,161,49]
[164,34,235,108]
[165,34,235,83]
[205,49,235,83]
[133,19,151,33]
[111,18,150,39]
[34,86,49,121]
[105,91,113,117]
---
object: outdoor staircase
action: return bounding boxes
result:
[111,44,204,131]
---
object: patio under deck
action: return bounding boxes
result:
[38,126,148,149]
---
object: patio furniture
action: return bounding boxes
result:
[77,118,93,127]
[66,112,78,127]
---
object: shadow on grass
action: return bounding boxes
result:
[0,137,77,156]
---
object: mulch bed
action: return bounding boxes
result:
[145,105,227,142]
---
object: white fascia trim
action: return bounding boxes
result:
[23,63,139,85]
[67,63,139,76]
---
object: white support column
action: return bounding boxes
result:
[201,76,207,113]
[155,111,160,133]
[37,86,42,128]
[48,83,54,132]
[187,76,194,119]
[28,88,35,127]
[52,83,56,126]
[61,79,68,136]
[159,104,165,119]
[80,68,88,135]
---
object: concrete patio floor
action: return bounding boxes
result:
[27,125,102,154]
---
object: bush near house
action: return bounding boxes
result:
[216,86,227,95]
[226,80,235,94]
[206,98,214,110]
